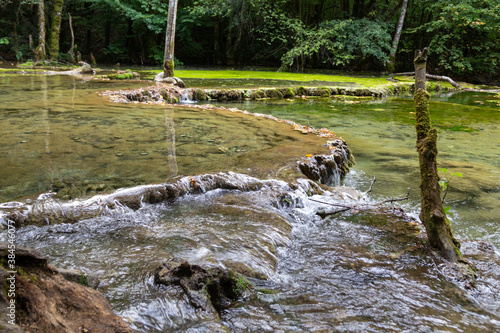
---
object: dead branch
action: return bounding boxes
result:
[308,198,352,209]
[387,72,463,88]
[375,187,411,204]
[387,72,500,92]
[312,187,412,218]
[365,175,376,194]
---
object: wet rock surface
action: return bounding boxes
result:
[297,139,355,186]
[154,258,252,315]
[0,243,133,333]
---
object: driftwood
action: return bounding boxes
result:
[44,61,95,75]
[388,72,500,92]
[312,175,412,218]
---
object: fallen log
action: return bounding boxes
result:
[387,72,500,93]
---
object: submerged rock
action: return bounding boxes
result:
[0,243,133,332]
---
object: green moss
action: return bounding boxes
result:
[168,69,391,88]
[316,87,331,97]
[256,288,276,295]
[281,87,296,98]
[193,89,208,101]
[249,89,266,100]
[78,274,89,286]
[265,89,283,99]
[19,61,35,67]
[108,72,134,80]
[296,86,308,96]
[232,274,252,295]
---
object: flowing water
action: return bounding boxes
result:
[1,74,499,332]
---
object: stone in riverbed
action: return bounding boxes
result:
[154,258,252,315]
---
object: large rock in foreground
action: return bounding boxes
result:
[0,243,133,333]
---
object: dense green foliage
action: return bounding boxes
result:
[0,0,498,82]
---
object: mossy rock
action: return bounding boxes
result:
[226,89,244,100]
[265,89,283,99]
[107,72,133,80]
[296,86,308,96]
[249,89,266,100]
[281,87,296,98]
[193,89,208,101]
[312,87,331,97]
[160,89,179,103]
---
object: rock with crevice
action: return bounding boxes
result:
[297,138,354,186]
[0,243,133,333]
[154,258,252,315]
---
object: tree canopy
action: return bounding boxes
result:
[0,0,498,82]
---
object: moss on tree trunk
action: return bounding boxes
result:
[48,0,64,60]
[414,48,462,261]
[163,0,178,78]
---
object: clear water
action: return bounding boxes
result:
[0,75,329,201]
[1,75,499,332]
[216,93,500,248]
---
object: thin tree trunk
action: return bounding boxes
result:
[68,13,75,62]
[413,48,461,261]
[213,17,222,65]
[14,0,21,62]
[387,0,408,72]
[163,0,178,77]
[36,0,47,61]
[48,0,64,60]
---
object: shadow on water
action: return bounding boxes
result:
[1,75,499,332]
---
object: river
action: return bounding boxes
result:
[1,74,499,332]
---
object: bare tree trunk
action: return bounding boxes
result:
[413,48,461,261]
[36,0,47,61]
[163,0,178,77]
[68,13,75,62]
[387,0,408,72]
[48,0,64,60]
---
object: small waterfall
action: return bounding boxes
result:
[179,90,195,104]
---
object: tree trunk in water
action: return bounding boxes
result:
[387,0,408,73]
[163,0,178,77]
[48,0,64,60]
[414,48,461,262]
[36,0,47,61]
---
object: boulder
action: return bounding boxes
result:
[154,72,185,87]
[0,243,133,333]
[154,258,252,315]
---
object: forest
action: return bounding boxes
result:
[0,0,499,84]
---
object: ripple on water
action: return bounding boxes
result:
[5,183,499,332]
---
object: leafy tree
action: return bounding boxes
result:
[409,0,500,76]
